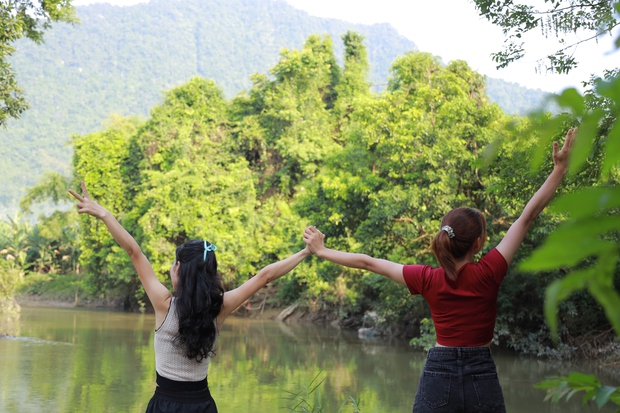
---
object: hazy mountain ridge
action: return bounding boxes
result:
[0,0,548,214]
[486,77,554,115]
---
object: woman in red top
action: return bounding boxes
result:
[303,129,576,413]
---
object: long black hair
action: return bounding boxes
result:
[173,240,224,362]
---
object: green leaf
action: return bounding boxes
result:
[601,120,620,179]
[533,373,617,409]
[520,238,614,271]
[565,388,578,401]
[594,74,620,103]
[483,138,502,166]
[542,216,620,245]
[583,388,598,405]
[551,382,569,403]
[541,251,620,340]
[528,115,563,172]
[544,269,590,340]
[534,377,563,389]
[594,386,618,409]
[551,187,620,217]
[554,88,584,116]
[569,109,604,176]
[589,281,620,338]
[565,372,599,387]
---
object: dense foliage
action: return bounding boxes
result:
[471,0,620,407]
[525,69,620,409]
[0,0,77,127]
[0,0,551,215]
[3,31,616,359]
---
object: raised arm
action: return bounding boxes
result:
[495,128,576,266]
[303,226,405,285]
[69,182,171,315]
[217,245,311,328]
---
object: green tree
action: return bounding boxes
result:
[19,172,73,213]
[0,257,20,336]
[297,51,508,326]
[72,117,138,294]
[472,0,620,73]
[0,0,77,126]
[0,213,31,273]
[125,78,257,285]
[229,35,341,196]
[334,31,370,115]
[18,171,80,273]
[0,0,551,214]
[71,79,281,306]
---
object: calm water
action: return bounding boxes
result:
[0,306,618,412]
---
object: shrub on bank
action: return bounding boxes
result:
[0,260,21,335]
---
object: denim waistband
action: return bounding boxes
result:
[427,346,492,358]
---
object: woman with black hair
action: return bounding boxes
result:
[69,182,311,413]
[303,129,576,413]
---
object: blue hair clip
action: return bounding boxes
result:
[203,240,217,261]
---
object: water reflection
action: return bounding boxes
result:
[0,297,20,336]
[0,306,617,412]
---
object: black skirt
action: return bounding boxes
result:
[145,372,218,413]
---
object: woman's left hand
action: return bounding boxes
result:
[303,226,326,255]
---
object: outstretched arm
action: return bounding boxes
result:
[69,182,171,315]
[217,245,311,327]
[303,227,405,285]
[496,128,576,266]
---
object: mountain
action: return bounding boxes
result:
[486,77,553,115]
[0,0,548,214]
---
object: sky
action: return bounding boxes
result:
[72,0,619,93]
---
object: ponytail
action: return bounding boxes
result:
[431,208,485,281]
[432,231,459,280]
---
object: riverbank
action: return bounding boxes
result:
[15,291,343,324]
[15,276,348,324]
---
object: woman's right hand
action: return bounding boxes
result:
[68,181,109,219]
[552,127,576,173]
[495,127,578,266]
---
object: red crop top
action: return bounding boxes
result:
[402,248,508,347]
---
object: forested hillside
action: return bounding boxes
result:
[0,0,549,214]
[486,77,554,115]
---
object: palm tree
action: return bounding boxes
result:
[0,214,31,274]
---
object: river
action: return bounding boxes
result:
[0,306,617,412]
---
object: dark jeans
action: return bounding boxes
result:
[412,347,506,413]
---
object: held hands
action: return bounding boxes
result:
[68,181,109,219]
[553,127,576,173]
[303,226,326,256]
